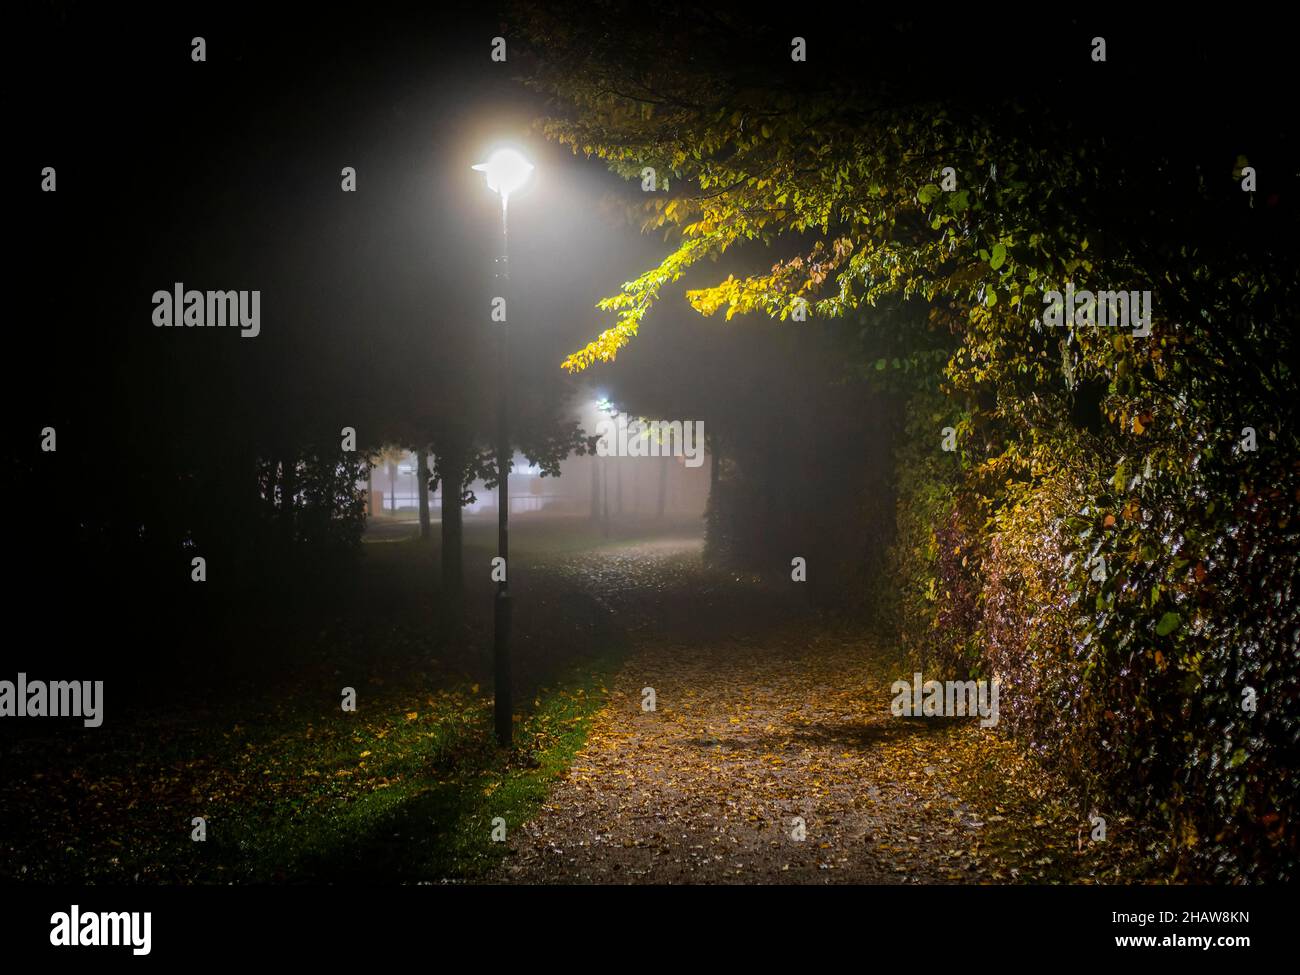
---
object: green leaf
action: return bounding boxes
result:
[1156,611,1181,636]
[990,242,1007,270]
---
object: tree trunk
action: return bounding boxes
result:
[709,432,721,500]
[440,454,464,603]
[656,457,668,518]
[388,463,397,511]
[601,460,611,537]
[266,456,281,519]
[417,448,431,540]
[704,431,723,563]
[280,454,298,549]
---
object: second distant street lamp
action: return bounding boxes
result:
[472,147,533,748]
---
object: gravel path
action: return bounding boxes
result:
[493,540,1145,884]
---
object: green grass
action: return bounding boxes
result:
[211,661,616,883]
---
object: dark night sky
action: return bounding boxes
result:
[16,2,656,447]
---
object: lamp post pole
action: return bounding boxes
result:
[473,148,532,749]
[494,190,513,748]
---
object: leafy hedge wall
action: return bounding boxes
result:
[884,391,1299,881]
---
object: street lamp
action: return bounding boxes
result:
[472,148,534,204]
[473,147,533,748]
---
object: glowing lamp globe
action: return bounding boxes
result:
[472,148,534,199]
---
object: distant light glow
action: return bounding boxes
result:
[472,148,534,200]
